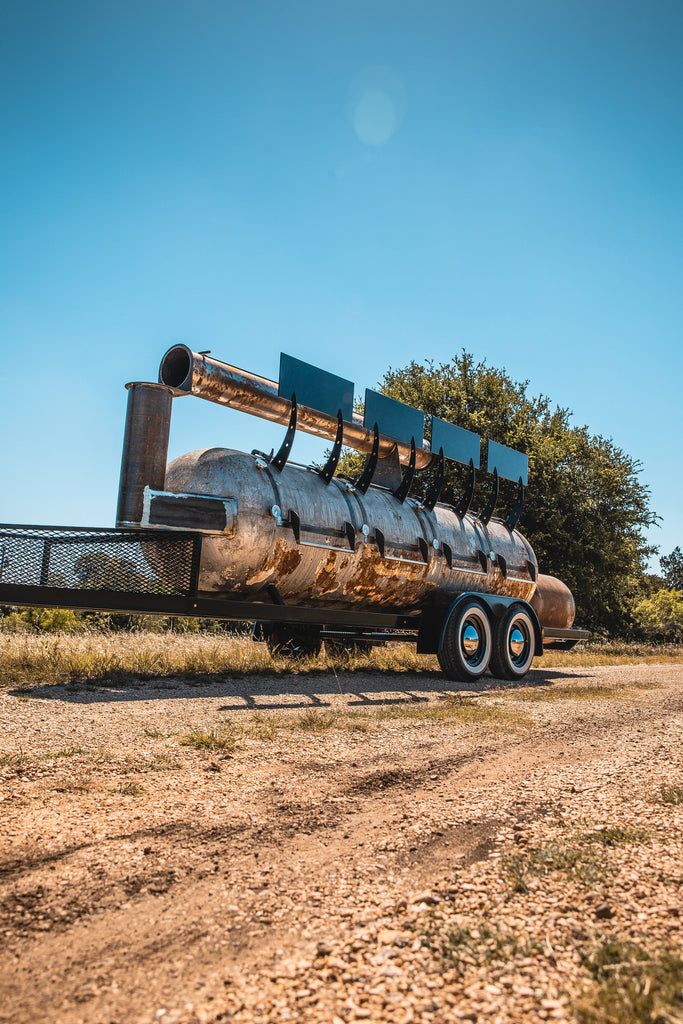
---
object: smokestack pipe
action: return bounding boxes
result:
[159,344,432,469]
[116,382,173,527]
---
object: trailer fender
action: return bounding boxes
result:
[417,592,543,657]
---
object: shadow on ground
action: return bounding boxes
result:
[9,665,589,709]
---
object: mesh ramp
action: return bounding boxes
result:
[0,525,202,600]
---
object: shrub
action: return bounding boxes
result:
[633,589,683,642]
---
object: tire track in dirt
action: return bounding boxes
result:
[1,670,681,1023]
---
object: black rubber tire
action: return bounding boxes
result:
[488,605,535,681]
[437,601,492,682]
[262,624,322,659]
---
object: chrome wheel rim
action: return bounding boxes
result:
[507,616,532,670]
[460,612,489,670]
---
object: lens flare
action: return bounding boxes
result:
[348,66,405,148]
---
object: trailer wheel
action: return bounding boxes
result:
[438,601,492,682]
[489,605,535,680]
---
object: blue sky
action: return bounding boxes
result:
[1,1,681,568]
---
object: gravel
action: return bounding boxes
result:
[0,661,682,1024]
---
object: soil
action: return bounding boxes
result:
[1,661,682,1023]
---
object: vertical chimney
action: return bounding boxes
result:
[116,382,173,527]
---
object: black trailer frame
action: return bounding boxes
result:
[0,524,588,652]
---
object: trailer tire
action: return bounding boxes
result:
[489,605,535,680]
[438,600,492,682]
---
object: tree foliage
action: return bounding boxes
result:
[634,589,683,641]
[660,547,683,591]
[342,352,656,635]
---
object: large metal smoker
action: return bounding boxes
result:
[0,347,586,682]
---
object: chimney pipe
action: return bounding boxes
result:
[116,382,173,527]
[158,344,431,469]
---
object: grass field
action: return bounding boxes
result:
[0,628,681,690]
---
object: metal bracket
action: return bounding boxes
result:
[344,521,356,551]
[372,446,403,489]
[496,553,508,578]
[354,423,379,494]
[526,559,537,582]
[393,437,417,504]
[423,447,445,512]
[372,527,431,566]
[455,459,476,518]
[319,409,344,485]
[440,542,488,576]
[479,467,499,526]
[271,393,297,473]
[251,448,274,465]
[288,508,301,543]
[504,476,525,531]
[273,505,357,554]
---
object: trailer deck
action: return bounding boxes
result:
[0,524,588,651]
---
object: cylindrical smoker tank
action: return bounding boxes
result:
[530,573,576,630]
[161,447,573,619]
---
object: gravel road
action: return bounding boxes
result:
[1,662,682,1024]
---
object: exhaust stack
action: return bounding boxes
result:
[116,382,173,527]
[159,344,431,469]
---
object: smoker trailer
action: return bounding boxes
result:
[0,347,587,682]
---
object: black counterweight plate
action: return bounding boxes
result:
[431,418,480,468]
[363,389,425,445]
[278,354,354,421]
[486,440,528,484]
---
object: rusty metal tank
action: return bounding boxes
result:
[164,446,544,614]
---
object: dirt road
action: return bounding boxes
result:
[1,662,682,1023]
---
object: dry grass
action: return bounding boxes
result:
[117,780,146,796]
[504,678,663,703]
[540,639,683,668]
[577,937,683,1024]
[179,725,242,752]
[656,783,683,806]
[0,631,433,689]
[0,630,680,693]
[502,823,651,896]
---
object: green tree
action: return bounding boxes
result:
[634,589,683,641]
[660,547,683,590]
[342,352,656,635]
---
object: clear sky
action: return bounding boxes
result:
[1,1,681,568]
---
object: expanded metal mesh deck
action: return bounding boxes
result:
[0,525,202,598]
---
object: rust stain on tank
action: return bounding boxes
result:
[342,551,426,606]
[274,539,302,577]
[315,553,342,594]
